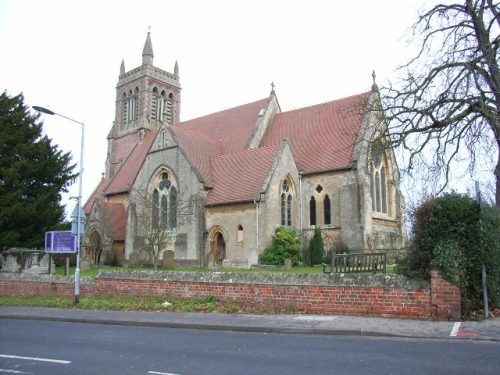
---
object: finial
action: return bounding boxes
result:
[271,81,275,92]
[120,59,125,75]
[174,60,179,78]
[142,30,154,66]
[371,70,378,91]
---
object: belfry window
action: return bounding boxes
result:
[151,172,177,230]
[371,150,389,214]
[280,178,294,227]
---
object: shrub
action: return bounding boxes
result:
[309,227,324,265]
[398,192,500,318]
[259,227,302,266]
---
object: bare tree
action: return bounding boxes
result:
[379,0,499,208]
[132,185,192,270]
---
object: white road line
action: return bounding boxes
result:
[0,355,70,365]
[148,371,182,375]
[0,369,31,374]
[450,321,461,337]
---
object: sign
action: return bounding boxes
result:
[45,231,78,253]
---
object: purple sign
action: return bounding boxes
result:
[45,231,77,253]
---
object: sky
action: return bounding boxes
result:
[3,0,485,220]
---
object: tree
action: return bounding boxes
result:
[398,192,499,318]
[309,227,325,266]
[132,185,191,270]
[259,227,302,266]
[379,0,500,208]
[0,92,76,249]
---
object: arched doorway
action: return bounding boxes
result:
[208,228,226,267]
[87,231,103,266]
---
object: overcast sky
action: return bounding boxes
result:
[3,0,471,219]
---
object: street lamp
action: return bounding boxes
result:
[33,105,84,304]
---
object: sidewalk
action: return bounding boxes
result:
[1,306,499,341]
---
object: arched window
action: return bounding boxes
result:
[371,150,389,214]
[151,171,178,230]
[125,88,138,123]
[169,186,177,229]
[237,225,244,242]
[165,93,174,125]
[280,178,293,226]
[281,193,286,225]
[324,194,331,225]
[287,195,292,226]
[152,190,159,229]
[309,196,316,226]
[121,92,128,127]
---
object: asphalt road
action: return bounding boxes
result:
[1,318,499,375]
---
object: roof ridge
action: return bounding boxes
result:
[213,144,280,160]
[279,91,371,116]
[179,97,269,124]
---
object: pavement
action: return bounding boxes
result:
[1,306,499,342]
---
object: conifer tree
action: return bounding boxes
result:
[309,227,324,266]
[0,92,76,249]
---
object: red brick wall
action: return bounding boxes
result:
[0,271,461,320]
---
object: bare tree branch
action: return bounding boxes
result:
[378,0,500,208]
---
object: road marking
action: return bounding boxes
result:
[0,355,70,365]
[148,372,181,375]
[450,322,461,336]
[0,369,32,374]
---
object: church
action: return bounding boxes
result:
[83,33,406,268]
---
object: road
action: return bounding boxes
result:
[0,318,499,375]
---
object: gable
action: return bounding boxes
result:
[207,145,281,205]
[262,92,370,173]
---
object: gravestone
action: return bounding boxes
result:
[1,254,20,272]
[162,250,175,269]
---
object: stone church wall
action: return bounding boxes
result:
[129,137,205,265]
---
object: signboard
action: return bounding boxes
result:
[44,231,77,253]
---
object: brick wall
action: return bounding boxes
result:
[0,271,461,320]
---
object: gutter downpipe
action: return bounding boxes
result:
[299,170,303,235]
[251,198,260,268]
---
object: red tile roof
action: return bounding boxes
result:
[171,98,269,188]
[169,126,221,186]
[100,202,126,241]
[83,178,110,214]
[105,129,158,195]
[175,98,269,154]
[261,92,370,173]
[207,145,281,205]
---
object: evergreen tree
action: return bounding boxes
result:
[309,227,324,265]
[0,92,76,249]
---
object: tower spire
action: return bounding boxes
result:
[142,30,154,66]
[120,59,125,75]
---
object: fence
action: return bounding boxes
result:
[323,252,387,274]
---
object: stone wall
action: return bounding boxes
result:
[0,270,460,320]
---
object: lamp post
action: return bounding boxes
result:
[33,106,84,304]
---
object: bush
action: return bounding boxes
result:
[398,192,500,318]
[259,227,302,266]
[309,227,324,266]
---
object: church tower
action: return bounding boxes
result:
[105,32,181,178]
